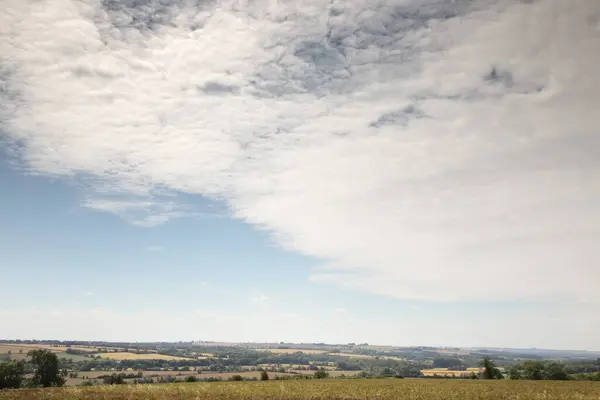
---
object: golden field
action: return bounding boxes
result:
[1,379,600,400]
[257,349,327,355]
[420,367,485,377]
[93,352,192,361]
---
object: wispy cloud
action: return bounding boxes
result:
[0,0,599,306]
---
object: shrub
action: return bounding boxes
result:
[0,361,24,389]
[314,370,329,379]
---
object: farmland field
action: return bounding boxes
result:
[93,352,192,361]
[1,379,599,400]
[332,353,404,360]
[420,367,485,377]
[258,349,327,355]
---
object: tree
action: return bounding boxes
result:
[260,371,270,381]
[480,357,503,380]
[103,373,125,385]
[432,357,462,369]
[313,370,329,379]
[28,349,66,387]
[544,362,568,381]
[184,375,197,382]
[522,361,545,380]
[507,365,523,380]
[0,361,24,389]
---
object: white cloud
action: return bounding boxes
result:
[334,308,347,313]
[1,0,599,309]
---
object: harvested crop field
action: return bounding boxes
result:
[420,367,485,377]
[259,349,327,355]
[2,379,600,400]
[93,352,192,361]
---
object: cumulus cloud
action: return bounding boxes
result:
[1,0,599,304]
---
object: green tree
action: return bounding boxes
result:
[522,361,545,380]
[28,349,66,387]
[103,373,125,385]
[507,364,523,380]
[314,370,329,379]
[0,361,24,389]
[260,371,270,381]
[544,362,568,381]
[480,357,503,380]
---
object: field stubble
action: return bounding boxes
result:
[1,379,600,400]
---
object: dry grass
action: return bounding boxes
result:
[1,344,99,352]
[2,379,600,400]
[258,349,327,355]
[0,345,33,361]
[420,368,486,377]
[93,352,192,361]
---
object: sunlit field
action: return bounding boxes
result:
[2,379,600,400]
[93,352,193,361]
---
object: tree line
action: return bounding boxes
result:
[0,350,66,389]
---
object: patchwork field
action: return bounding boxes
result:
[1,379,600,400]
[0,345,33,360]
[420,367,488,377]
[258,349,327,355]
[332,352,404,360]
[94,352,193,361]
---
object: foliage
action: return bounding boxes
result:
[480,357,504,380]
[260,371,270,381]
[432,357,462,369]
[313,370,329,379]
[0,361,24,389]
[103,374,126,385]
[27,350,66,388]
[507,361,568,380]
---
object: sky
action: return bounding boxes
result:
[0,0,599,350]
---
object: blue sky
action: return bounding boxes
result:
[1,158,596,349]
[1,0,599,349]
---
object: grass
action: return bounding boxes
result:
[93,352,192,361]
[420,368,484,377]
[1,379,600,400]
[258,349,327,355]
[331,353,404,361]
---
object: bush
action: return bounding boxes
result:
[185,375,198,383]
[103,373,126,385]
[314,370,329,379]
[260,371,269,381]
[0,361,24,389]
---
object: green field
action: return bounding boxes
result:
[1,379,600,400]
